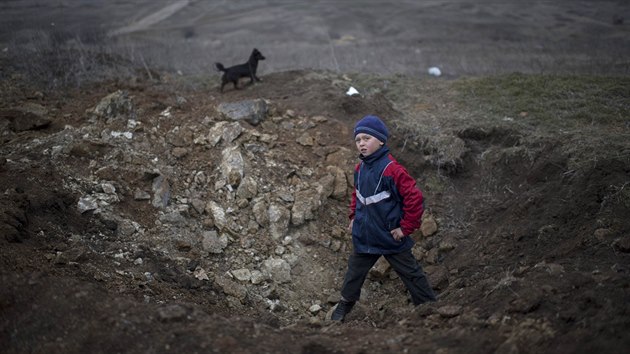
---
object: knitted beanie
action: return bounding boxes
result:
[354,115,389,143]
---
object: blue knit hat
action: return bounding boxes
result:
[354,115,389,143]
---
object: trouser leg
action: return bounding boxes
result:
[384,249,437,305]
[340,253,380,302]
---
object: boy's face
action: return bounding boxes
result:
[355,133,384,156]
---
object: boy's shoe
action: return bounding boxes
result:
[331,300,355,322]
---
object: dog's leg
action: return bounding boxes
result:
[248,68,256,84]
[220,77,228,93]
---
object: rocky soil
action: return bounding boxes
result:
[1,70,629,353]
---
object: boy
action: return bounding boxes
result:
[332,115,437,322]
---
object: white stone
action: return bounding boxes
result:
[309,304,322,313]
[231,268,252,282]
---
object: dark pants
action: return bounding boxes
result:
[340,249,437,305]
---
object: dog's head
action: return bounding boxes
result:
[252,48,266,61]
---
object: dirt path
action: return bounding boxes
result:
[108,0,193,37]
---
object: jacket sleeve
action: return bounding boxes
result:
[349,189,357,220]
[348,163,360,220]
[392,163,424,235]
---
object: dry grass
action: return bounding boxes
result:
[3,29,143,90]
[454,74,630,127]
[355,73,630,174]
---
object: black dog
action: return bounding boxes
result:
[215,48,266,92]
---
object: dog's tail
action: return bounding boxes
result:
[215,62,225,72]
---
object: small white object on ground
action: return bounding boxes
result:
[428,67,442,76]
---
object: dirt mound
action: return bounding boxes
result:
[1,70,629,353]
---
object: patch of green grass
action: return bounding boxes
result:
[372,73,630,176]
[451,74,630,172]
[454,74,630,127]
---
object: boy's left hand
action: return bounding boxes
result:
[391,228,405,241]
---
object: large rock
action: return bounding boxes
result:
[369,257,391,278]
[231,268,252,282]
[201,230,228,254]
[252,199,269,226]
[117,218,138,237]
[215,275,248,301]
[236,176,258,200]
[327,166,348,200]
[268,203,290,239]
[316,175,335,200]
[222,121,244,143]
[78,195,98,213]
[221,146,245,188]
[421,214,438,237]
[296,132,315,146]
[152,175,171,208]
[262,258,292,284]
[217,99,268,126]
[206,201,227,231]
[206,121,228,147]
[291,188,321,226]
[92,90,135,121]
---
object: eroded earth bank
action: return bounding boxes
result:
[1,70,629,353]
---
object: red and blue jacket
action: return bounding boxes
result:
[349,146,424,254]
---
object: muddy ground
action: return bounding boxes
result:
[1,69,629,353]
[1,1,630,353]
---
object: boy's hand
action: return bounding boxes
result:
[391,228,405,241]
[348,219,354,233]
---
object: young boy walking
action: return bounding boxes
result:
[332,115,437,322]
